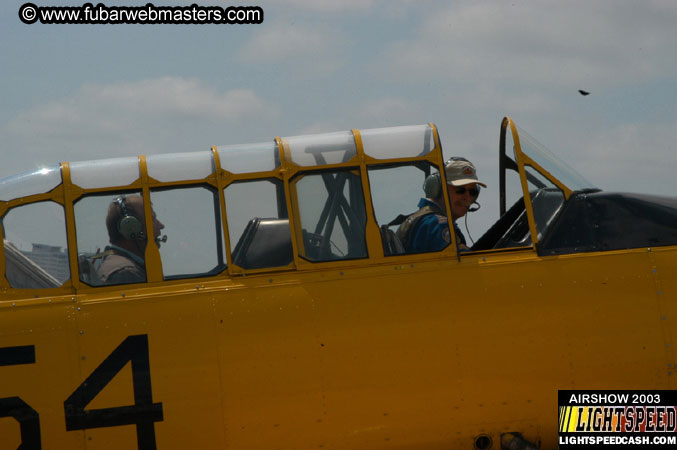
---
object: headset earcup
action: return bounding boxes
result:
[423,173,442,198]
[118,215,142,240]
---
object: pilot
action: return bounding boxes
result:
[97,195,165,285]
[396,157,486,253]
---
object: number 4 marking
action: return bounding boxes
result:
[64,335,164,450]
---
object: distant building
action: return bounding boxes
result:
[20,243,70,283]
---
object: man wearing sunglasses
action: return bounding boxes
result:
[396,158,487,253]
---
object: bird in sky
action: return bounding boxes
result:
[578,90,590,96]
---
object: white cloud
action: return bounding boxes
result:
[295,97,426,136]
[96,79,266,118]
[268,0,376,12]
[258,0,385,13]
[375,0,677,88]
[237,21,348,75]
[357,98,415,122]
[8,77,272,134]
[0,77,278,178]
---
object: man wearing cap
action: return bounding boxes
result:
[396,157,487,253]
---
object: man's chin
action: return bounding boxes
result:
[453,207,469,218]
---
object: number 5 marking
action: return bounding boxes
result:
[0,345,40,450]
[64,335,164,450]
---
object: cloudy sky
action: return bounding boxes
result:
[2,0,676,234]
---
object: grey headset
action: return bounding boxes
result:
[115,196,144,240]
[423,172,444,199]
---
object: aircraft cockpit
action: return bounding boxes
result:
[1,118,676,295]
[473,117,677,254]
[3,117,677,450]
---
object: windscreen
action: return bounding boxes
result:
[515,125,596,192]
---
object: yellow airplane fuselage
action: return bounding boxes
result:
[1,119,675,449]
[2,245,674,449]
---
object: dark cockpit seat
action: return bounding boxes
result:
[380,225,405,256]
[231,218,293,270]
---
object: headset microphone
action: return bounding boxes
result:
[157,235,168,244]
[464,201,481,246]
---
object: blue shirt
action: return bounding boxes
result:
[408,198,466,253]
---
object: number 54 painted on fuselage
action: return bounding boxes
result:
[1,117,676,449]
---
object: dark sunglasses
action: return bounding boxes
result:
[454,186,480,197]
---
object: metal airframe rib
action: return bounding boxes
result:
[1,124,466,289]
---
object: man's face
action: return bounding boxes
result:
[150,209,165,244]
[447,182,479,219]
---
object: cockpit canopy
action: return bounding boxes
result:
[1,118,675,294]
[1,124,442,291]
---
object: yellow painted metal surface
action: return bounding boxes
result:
[1,121,675,449]
[1,247,674,449]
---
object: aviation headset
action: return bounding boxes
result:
[423,157,481,212]
[422,171,444,199]
[115,196,144,241]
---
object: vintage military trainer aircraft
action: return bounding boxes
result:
[1,117,676,449]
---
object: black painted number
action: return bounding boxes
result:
[64,334,164,450]
[0,345,41,450]
[1,336,162,449]
[0,397,41,450]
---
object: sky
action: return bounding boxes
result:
[2,0,677,237]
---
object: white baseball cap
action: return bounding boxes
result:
[444,158,487,187]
